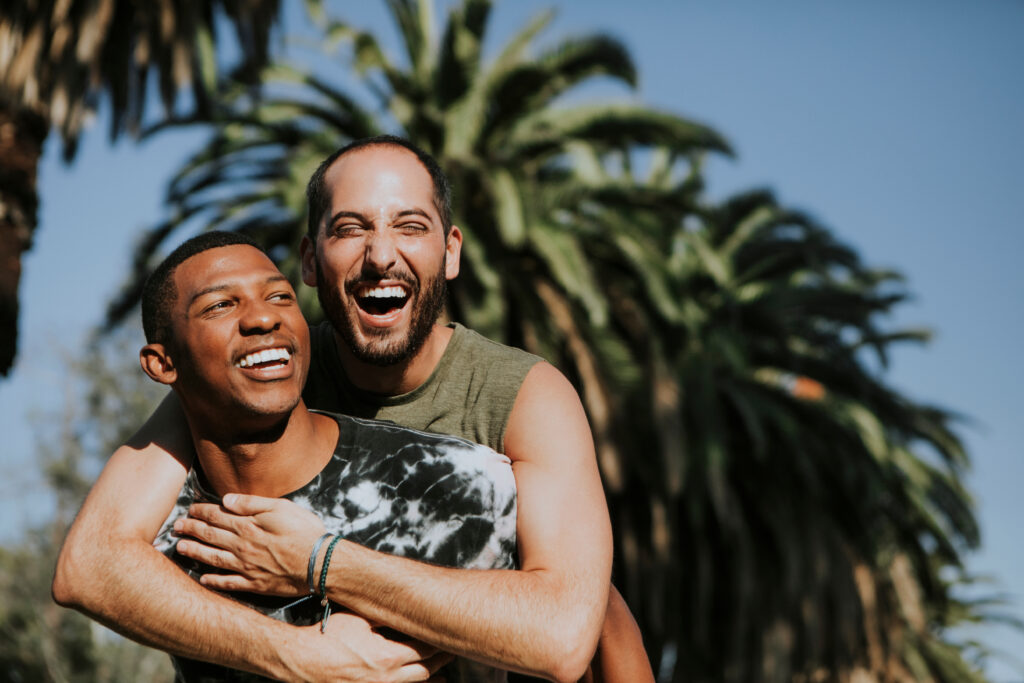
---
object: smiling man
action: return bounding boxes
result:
[311,144,452,368]
[53,137,652,683]
[134,232,519,681]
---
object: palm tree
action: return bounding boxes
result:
[105,1,991,680]
[0,0,289,376]
[577,176,988,681]
[105,0,729,480]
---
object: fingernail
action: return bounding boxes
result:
[173,520,183,531]
[223,494,236,506]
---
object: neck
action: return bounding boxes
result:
[186,403,338,498]
[336,323,453,395]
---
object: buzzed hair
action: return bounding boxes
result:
[305,135,453,242]
[142,231,263,345]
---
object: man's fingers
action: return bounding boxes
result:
[176,539,241,571]
[174,517,241,552]
[187,502,250,533]
[398,651,452,682]
[422,650,454,674]
[197,572,257,593]
[389,636,442,663]
[372,630,444,668]
[392,647,451,682]
[222,492,279,516]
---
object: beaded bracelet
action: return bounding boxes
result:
[318,535,343,633]
[306,533,333,595]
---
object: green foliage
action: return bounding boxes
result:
[0,327,171,682]
[96,1,1010,681]
[0,0,300,377]
[0,0,292,158]
[0,533,174,683]
[604,184,995,681]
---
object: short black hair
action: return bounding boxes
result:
[305,135,452,242]
[142,231,263,345]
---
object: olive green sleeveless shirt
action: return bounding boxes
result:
[303,322,541,453]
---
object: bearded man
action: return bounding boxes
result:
[53,136,653,683]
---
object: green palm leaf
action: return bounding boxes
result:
[100,3,995,681]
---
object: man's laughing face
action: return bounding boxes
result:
[301,145,461,366]
[154,244,310,431]
[315,246,447,366]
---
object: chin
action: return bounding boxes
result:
[351,332,423,367]
[232,391,302,419]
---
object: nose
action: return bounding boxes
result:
[363,228,398,275]
[239,299,281,335]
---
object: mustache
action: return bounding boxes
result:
[343,270,419,295]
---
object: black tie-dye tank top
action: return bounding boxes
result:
[154,411,517,682]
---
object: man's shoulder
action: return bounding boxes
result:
[316,409,511,461]
[443,323,545,392]
[451,323,544,367]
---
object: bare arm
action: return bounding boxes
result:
[179,363,614,682]
[582,586,655,683]
[52,394,441,682]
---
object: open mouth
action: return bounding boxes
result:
[235,347,291,370]
[356,284,410,317]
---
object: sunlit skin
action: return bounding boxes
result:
[139,245,337,498]
[52,149,641,683]
[300,145,462,395]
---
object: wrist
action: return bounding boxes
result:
[316,535,343,632]
[307,533,333,594]
[207,616,299,683]
[264,622,315,683]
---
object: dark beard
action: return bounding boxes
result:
[316,255,447,367]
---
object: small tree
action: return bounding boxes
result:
[0,326,170,681]
[0,0,292,376]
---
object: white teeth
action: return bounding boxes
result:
[236,348,291,368]
[359,285,407,299]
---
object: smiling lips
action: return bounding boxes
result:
[355,283,411,317]
[235,347,292,369]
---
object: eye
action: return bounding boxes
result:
[268,291,295,303]
[397,221,429,234]
[330,222,364,237]
[201,300,233,315]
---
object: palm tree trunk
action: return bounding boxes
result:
[0,102,47,376]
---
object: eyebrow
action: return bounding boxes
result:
[187,274,290,309]
[395,208,431,220]
[327,207,432,225]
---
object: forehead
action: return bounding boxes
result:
[323,146,436,216]
[172,245,281,303]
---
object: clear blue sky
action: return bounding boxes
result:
[2,0,1021,678]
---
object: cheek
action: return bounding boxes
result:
[184,326,231,360]
[318,245,361,278]
[287,311,310,342]
[189,342,222,374]
[401,239,446,269]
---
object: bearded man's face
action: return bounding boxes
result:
[300,144,461,366]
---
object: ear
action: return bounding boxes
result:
[300,235,317,287]
[140,343,178,386]
[445,226,462,281]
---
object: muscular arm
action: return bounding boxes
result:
[52,395,440,682]
[182,363,613,683]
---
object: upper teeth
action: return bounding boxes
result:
[237,348,291,368]
[360,286,406,299]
